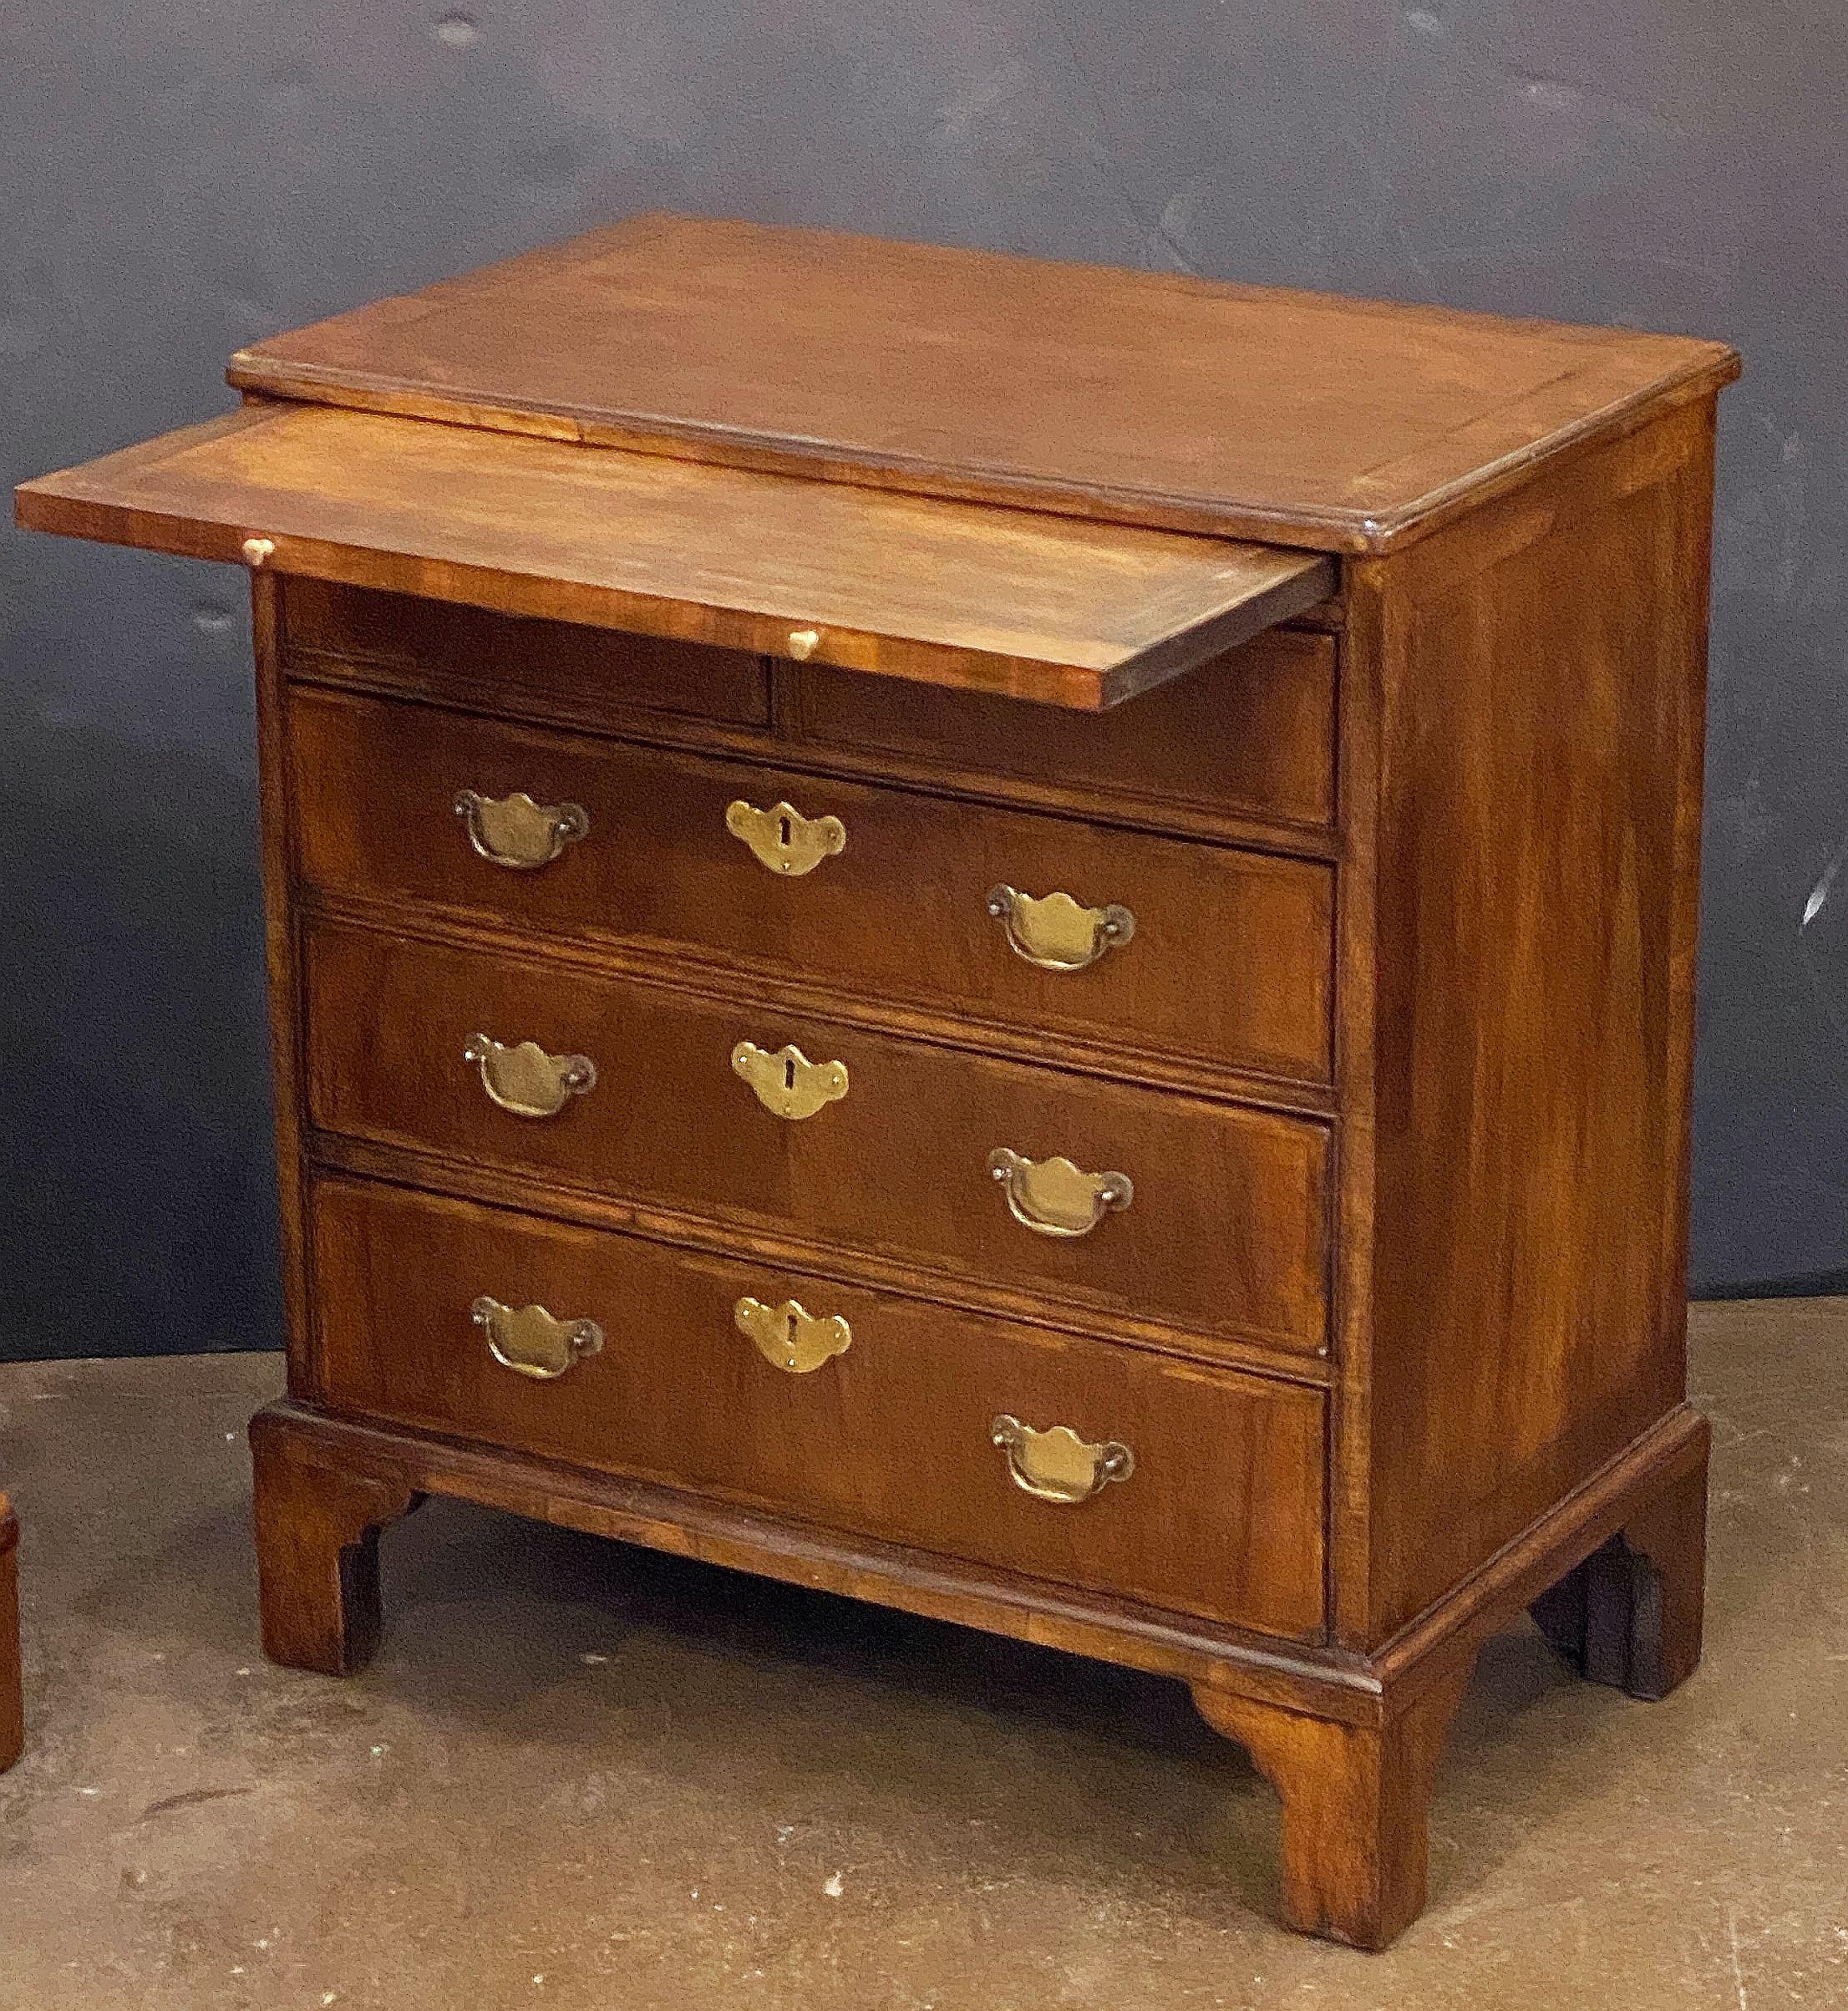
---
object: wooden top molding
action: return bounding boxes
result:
[227,214,1740,553]
[14,401,1332,709]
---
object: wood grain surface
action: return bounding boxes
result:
[281,578,1339,853]
[1194,1656,1476,1950]
[302,915,1332,1361]
[307,1174,1329,1641]
[284,574,771,729]
[1353,402,1718,1642]
[226,213,1739,552]
[14,401,1333,708]
[791,624,1337,835]
[286,683,1336,1086]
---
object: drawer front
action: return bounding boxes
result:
[282,579,771,729]
[305,921,1331,1358]
[312,1176,1328,1640]
[288,686,1334,1084]
[793,628,1337,833]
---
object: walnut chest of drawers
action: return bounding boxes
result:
[17,216,1739,1948]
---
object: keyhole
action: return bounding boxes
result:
[779,813,792,848]
[784,1055,797,1091]
[783,1308,800,1369]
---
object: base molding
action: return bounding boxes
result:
[248,1399,1373,1716]
[248,1398,1710,1948]
[1373,1404,1710,1704]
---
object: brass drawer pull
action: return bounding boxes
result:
[735,1295,852,1374]
[986,885,1135,972]
[465,1034,597,1118]
[987,1149,1133,1238]
[991,1415,1134,1504]
[472,1296,605,1380]
[731,1040,849,1120]
[726,798,846,876]
[454,787,589,870]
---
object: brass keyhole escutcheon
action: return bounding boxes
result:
[988,1149,1134,1238]
[731,1040,849,1120]
[472,1297,605,1380]
[465,1034,597,1119]
[455,788,590,870]
[990,1416,1134,1504]
[725,798,846,877]
[734,1295,852,1374]
[987,885,1135,972]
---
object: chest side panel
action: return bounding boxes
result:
[1358,401,1717,1644]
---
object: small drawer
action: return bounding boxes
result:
[793,627,1337,834]
[304,920,1331,1359]
[288,686,1334,1084]
[282,579,770,729]
[311,1175,1328,1640]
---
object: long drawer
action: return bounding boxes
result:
[287,684,1334,1085]
[303,918,1331,1359]
[311,1175,1328,1641]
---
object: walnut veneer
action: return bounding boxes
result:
[16,218,1738,1948]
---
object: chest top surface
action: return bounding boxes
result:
[230,212,1738,551]
[18,216,1736,710]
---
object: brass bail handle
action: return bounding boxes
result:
[465,1035,597,1119]
[986,886,1135,972]
[472,1297,605,1380]
[455,788,590,870]
[990,1416,1134,1504]
[987,1149,1133,1238]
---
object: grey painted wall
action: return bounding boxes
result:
[0,4,1838,1358]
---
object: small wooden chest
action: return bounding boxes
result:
[17,217,1738,1947]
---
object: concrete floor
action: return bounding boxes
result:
[0,1302,1844,2010]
